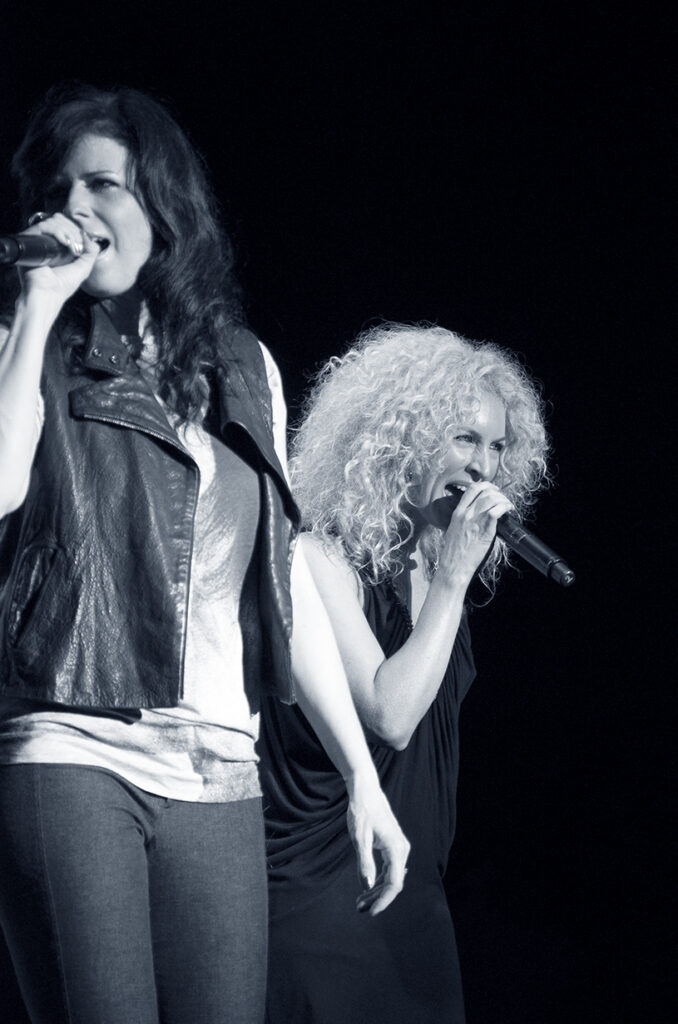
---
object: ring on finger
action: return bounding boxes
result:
[27,211,49,227]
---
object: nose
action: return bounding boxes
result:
[62,182,92,222]
[466,445,493,482]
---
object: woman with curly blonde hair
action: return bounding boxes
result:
[259,323,550,1024]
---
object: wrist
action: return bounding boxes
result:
[342,760,381,795]
[432,566,473,596]
[15,289,63,334]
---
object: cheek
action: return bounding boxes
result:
[136,230,153,263]
[489,453,503,482]
[130,216,152,253]
[118,201,152,258]
[120,228,152,273]
[442,446,468,474]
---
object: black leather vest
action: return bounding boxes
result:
[0,304,299,708]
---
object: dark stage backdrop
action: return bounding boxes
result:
[0,3,674,1022]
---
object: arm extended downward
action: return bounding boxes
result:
[288,540,410,915]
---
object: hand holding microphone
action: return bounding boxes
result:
[0,212,99,302]
[0,231,77,267]
[0,211,86,265]
[434,483,575,587]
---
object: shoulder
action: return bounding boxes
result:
[224,325,270,386]
[257,340,281,385]
[297,533,363,606]
[225,328,281,400]
[257,341,285,408]
[254,340,289,474]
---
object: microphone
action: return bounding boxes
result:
[0,233,73,268]
[438,485,576,587]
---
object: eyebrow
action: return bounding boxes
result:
[459,425,506,440]
[52,167,122,181]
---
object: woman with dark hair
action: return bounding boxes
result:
[260,324,551,1023]
[0,85,408,1024]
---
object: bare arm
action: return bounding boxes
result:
[300,481,513,749]
[263,348,409,913]
[289,529,410,914]
[0,215,98,517]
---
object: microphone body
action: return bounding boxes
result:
[438,487,575,587]
[494,512,575,586]
[0,233,72,268]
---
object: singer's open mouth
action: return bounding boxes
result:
[445,483,467,494]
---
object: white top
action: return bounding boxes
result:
[0,340,290,802]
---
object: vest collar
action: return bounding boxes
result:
[81,302,135,376]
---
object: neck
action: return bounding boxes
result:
[391,541,432,624]
[101,288,144,337]
[391,535,426,581]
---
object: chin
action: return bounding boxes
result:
[81,278,134,299]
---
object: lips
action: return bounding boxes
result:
[83,231,110,254]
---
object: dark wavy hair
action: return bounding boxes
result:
[10,82,244,420]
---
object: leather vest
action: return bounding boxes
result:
[0,304,299,709]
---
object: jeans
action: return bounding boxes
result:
[0,764,267,1024]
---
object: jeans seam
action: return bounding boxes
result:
[35,767,74,1023]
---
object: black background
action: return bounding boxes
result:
[0,2,675,1022]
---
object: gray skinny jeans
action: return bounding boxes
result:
[0,764,267,1024]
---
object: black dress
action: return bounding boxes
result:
[260,577,476,1024]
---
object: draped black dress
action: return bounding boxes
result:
[259,577,476,1024]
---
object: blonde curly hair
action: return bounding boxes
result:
[290,323,551,588]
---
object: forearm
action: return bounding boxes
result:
[298,532,473,751]
[367,572,470,747]
[290,542,410,910]
[0,294,60,515]
[290,544,380,784]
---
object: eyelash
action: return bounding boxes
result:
[89,178,117,192]
[44,178,117,203]
[455,434,505,453]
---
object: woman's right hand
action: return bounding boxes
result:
[0,216,99,517]
[438,480,513,586]
[18,213,99,308]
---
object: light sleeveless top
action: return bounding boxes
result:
[0,341,288,803]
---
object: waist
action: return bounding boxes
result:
[0,698,261,802]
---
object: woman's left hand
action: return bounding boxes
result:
[346,772,410,915]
